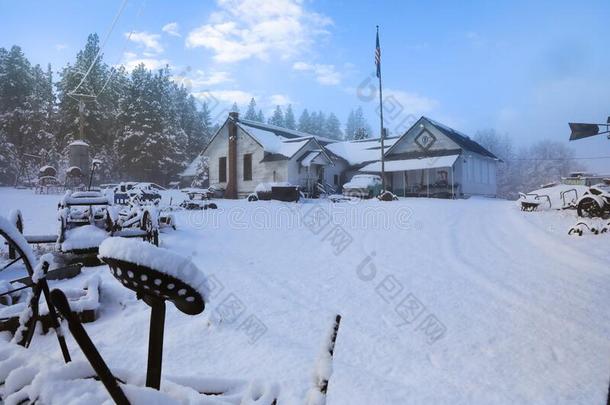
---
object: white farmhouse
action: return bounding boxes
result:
[186,113,499,198]
[358,116,500,198]
[198,112,339,198]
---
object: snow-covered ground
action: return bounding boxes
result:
[0,187,609,404]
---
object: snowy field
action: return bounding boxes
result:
[0,187,609,404]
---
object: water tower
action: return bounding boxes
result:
[68,140,90,178]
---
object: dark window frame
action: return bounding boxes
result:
[243,153,252,181]
[219,156,227,182]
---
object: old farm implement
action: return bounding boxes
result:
[0,236,344,404]
[6,190,161,267]
[0,216,100,354]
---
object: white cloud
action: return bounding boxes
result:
[126,31,164,53]
[55,43,68,51]
[121,52,171,71]
[292,61,341,85]
[383,88,439,116]
[186,0,332,63]
[268,94,291,106]
[194,89,254,105]
[172,69,234,89]
[162,22,181,37]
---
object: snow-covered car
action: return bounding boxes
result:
[342,175,383,198]
[575,183,610,218]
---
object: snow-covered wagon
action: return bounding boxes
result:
[58,190,161,257]
[0,216,101,351]
[518,183,588,212]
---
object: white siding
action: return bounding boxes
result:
[204,121,289,197]
[458,153,497,197]
[389,120,461,155]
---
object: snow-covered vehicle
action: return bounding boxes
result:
[56,191,160,259]
[113,182,162,205]
[575,183,610,218]
[343,174,383,198]
[207,184,225,198]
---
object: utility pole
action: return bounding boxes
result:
[78,99,85,140]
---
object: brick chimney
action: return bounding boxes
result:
[224,112,239,199]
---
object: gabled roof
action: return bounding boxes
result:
[325,136,399,166]
[385,117,498,159]
[423,117,497,159]
[237,120,334,163]
[238,118,336,144]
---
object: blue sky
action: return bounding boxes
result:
[2,0,610,171]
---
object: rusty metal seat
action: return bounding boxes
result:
[51,237,208,404]
[103,257,205,316]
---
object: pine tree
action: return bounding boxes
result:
[353,107,371,139]
[0,46,34,155]
[27,64,56,150]
[284,104,296,130]
[268,105,284,127]
[0,130,18,185]
[256,109,264,122]
[230,102,239,113]
[345,109,356,140]
[298,109,311,133]
[324,112,342,140]
[308,111,326,135]
[345,107,371,140]
[56,34,115,151]
[244,98,258,120]
[200,101,213,141]
[115,64,160,181]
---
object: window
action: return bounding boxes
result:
[334,174,339,185]
[219,157,227,182]
[243,154,252,181]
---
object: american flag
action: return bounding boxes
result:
[375,27,381,78]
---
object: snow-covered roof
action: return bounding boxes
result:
[301,151,322,167]
[237,122,315,160]
[360,154,460,172]
[278,139,310,158]
[385,117,497,160]
[326,137,399,166]
[238,119,335,144]
[238,123,285,153]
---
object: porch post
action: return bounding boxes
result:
[403,171,406,197]
[450,165,454,199]
[426,169,430,198]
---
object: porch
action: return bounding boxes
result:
[298,150,333,197]
[360,155,460,199]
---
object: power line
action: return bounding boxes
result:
[69,0,129,97]
[97,0,146,98]
[506,156,610,161]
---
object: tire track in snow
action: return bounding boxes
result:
[441,204,609,349]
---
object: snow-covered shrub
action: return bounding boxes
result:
[378,190,398,201]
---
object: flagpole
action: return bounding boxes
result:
[376,25,386,192]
